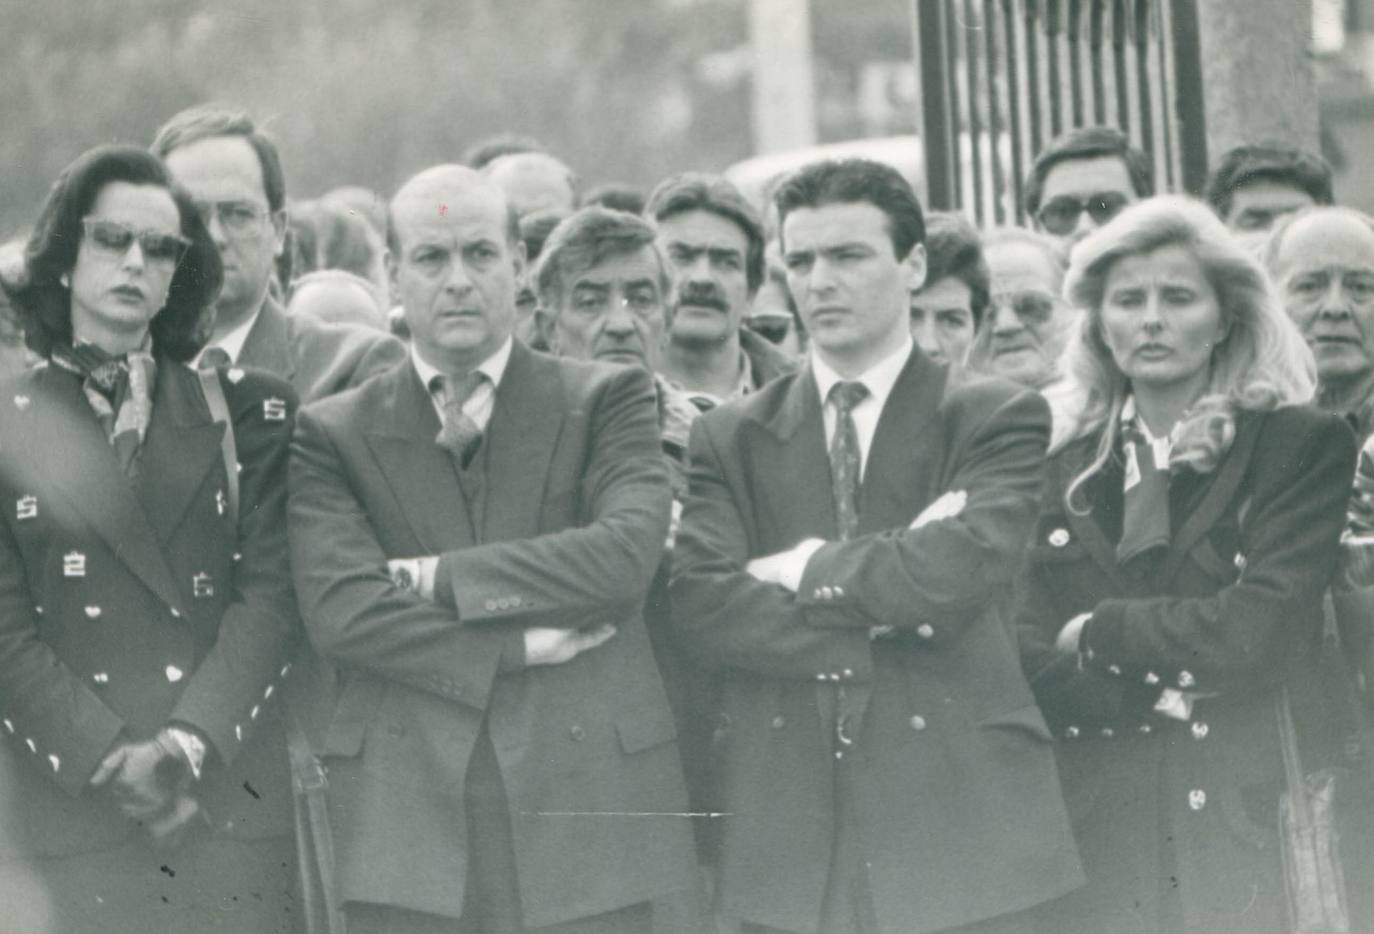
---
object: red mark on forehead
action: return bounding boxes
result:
[438,204,448,217]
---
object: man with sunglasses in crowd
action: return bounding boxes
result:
[153,104,404,403]
[1023,125,1154,253]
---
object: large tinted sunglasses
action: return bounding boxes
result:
[82,218,190,266]
[1035,192,1130,236]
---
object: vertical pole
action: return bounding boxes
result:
[749,0,819,154]
[916,0,959,209]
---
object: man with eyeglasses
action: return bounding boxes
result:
[966,228,1082,444]
[1023,126,1154,252]
[152,104,404,402]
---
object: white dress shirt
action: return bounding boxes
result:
[811,334,915,481]
[409,337,513,430]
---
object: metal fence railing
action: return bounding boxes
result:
[914,0,1207,226]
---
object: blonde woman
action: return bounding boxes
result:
[1014,196,1355,934]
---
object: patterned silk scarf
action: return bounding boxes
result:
[51,338,158,476]
[1117,396,1173,566]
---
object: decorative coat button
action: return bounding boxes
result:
[816,673,827,682]
[1138,723,1153,734]
[192,573,215,599]
[13,394,30,411]
[1065,726,1080,739]
[84,606,102,620]
[1191,721,1210,740]
[264,685,275,700]
[1234,553,1247,572]
[1188,789,1207,811]
[916,624,935,640]
[1178,670,1196,689]
[909,715,927,731]
[165,665,185,683]
[280,664,292,678]
[1,718,11,734]
[48,754,59,772]
[170,607,181,619]
[1107,664,1122,676]
[92,672,109,685]
[250,705,261,721]
[842,668,854,679]
[1144,672,1160,685]
[484,599,498,612]
[235,724,244,742]
[569,725,585,741]
[33,606,42,616]
[16,495,36,520]
[262,397,288,422]
[24,738,35,753]
[63,551,86,577]
[771,716,786,729]
[1048,528,1070,548]
[833,586,845,598]
[1100,728,1115,738]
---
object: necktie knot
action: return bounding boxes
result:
[432,371,488,466]
[198,346,232,371]
[829,380,869,415]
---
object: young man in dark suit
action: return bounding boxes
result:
[153,104,405,402]
[670,159,1083,934]
[287,165,698,933]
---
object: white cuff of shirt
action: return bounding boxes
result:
[781,538,827,593]
[165,726,207,780]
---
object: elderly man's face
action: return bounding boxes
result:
[545,245,667,371]
[969,240,1074,387]
[1274,211,1374,387]
[1226,179,1316,235]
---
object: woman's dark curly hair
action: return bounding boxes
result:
[11,144,222,362]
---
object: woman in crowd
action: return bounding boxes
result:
[1014,195,1355,933]
[0,144,299,931]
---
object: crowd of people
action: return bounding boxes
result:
[0,101,1370,934]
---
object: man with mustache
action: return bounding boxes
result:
[647,173,796,411]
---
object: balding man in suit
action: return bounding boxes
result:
[288,165,698,934]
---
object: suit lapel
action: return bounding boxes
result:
[21,366,184,611]
[1056,439,1133,591]
[364,364,476,553]
[482,343,563,544]
[856,350,946,535]
[1162,412,1265,581]
[756,365,838,543]
[134,363,228,545]
[236,296,294,381]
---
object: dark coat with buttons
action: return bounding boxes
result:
[287,342,697,927]
[1013,404,1356,934]
[670,349,1084,934]
[0,359,299,858]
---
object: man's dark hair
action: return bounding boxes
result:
[12,145,222,363]
[151,104,287,213]
[645,172,766,294]
[535,207,667,311]
[584,183,647,216]
[462,133,545,170]
[520,209,571,265]
[773,158,926,260]
[1023,126,1154,217]
[1205,143,1335,219]
[920,211,991,327]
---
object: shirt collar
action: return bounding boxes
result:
[197,303,264,366]
[410,336,514,394]
[811,335,914,410]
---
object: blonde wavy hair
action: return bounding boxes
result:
[1058,195,1316,513]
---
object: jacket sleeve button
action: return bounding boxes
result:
[909,715,927,731]
[916,624,935,639]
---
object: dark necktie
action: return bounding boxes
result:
[828,380,869,541]
[433,372,488,468]
[198,346,232,371]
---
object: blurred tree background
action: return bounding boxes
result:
[0,0,919,235]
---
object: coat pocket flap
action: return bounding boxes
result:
[322,679,383,757]
[978,703,1053,741]
[616,709,677,755]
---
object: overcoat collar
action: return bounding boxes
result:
[363,341,563,550]
[236,295,293,381]
[1053,410,1268,586]
[754,347,948,537]
[20,362,223,614]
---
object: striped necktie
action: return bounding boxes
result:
[432,372,488,468]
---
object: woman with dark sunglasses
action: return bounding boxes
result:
[0,144,300,930]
